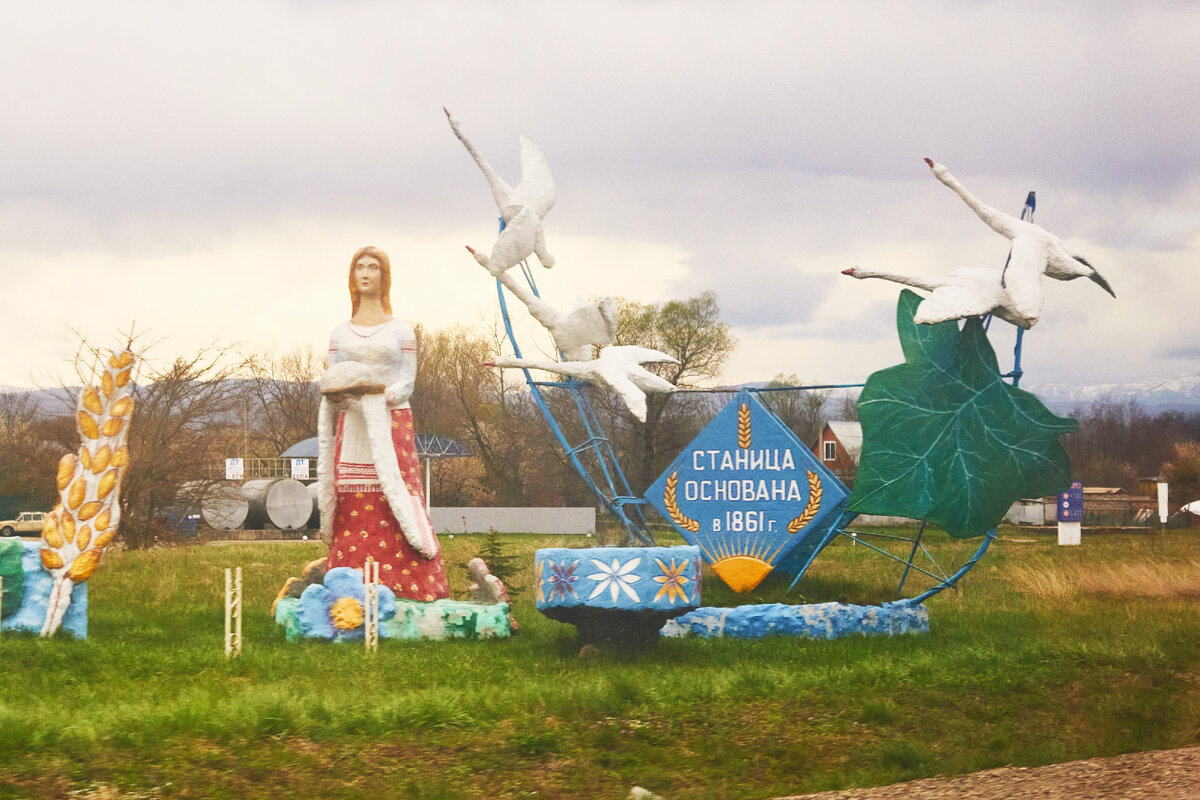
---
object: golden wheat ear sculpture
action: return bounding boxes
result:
[39,347,136,637]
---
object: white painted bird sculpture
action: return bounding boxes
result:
[842,266,1037,328]
[446,107,557,275]
[924,158,1115,322]
[843,160,1117,329]
[485,346,678,422]
[492,269,617,360]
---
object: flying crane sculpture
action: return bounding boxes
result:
[842,265,1035,328]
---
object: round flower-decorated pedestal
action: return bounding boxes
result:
[535,545,701,649]
[274,567,512,642]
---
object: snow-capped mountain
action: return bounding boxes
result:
[1023,374,1200,414]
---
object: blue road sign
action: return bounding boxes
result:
[1057,480,1083,523]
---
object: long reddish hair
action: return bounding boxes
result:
[348,246,393,315]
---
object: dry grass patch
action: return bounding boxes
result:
[1010,557,1200,600]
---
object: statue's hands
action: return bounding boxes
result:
[323,390,348,405]
[321,361,386,399]
[384,386,408,406]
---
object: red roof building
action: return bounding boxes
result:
[813,421,862,487]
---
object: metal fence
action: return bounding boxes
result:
[206,458,316,482]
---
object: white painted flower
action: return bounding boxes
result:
[587,556,642,603]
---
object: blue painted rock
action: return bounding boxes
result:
[295,566,397,641]
[2,541,88,638]
[660,601,929,640]
[535,546,701,648]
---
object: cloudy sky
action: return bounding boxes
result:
[3,1,1197,393]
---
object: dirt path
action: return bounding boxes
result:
[774,746,1200,799]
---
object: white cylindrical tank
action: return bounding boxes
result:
[243,478,313,530]
[199,482,250,530]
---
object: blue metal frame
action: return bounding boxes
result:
[494,258,654,546]
[489,186,1034,593]
[761,188,1034,601]
[780,505,996,604]
[988,189,1036,388]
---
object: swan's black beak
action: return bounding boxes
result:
[1090,270,1116,298]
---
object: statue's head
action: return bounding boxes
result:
[348,246,392,314]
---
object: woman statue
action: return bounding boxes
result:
[316,246,449,601]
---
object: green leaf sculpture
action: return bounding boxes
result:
[848,290,1077,538]
[0,538,24,619]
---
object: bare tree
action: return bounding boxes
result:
[413,322,548,505]
[838,391,860,422]
[123,345,246,547]
[241,345,323,455]
[606,291,737,492]
[1162,441,1200,506]
[1062,398,1200,491]
[0,393,67,512]
[760,373,828,446]
[57,333,248,548]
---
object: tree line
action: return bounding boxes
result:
[3,296,1195,549]
[0,293,760,547]
[1062,398,1200,505]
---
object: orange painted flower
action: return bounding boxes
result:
[653,557,690,604]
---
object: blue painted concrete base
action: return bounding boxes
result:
[1,541,88,638]
[660,601,929,640]
[535,545,702,649]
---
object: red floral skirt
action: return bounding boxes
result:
[326,408,449,601]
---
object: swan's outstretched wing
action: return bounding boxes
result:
[998,236,1049,323]
[515,135,556,216]
[601,345,679,365]
[627,366,677,395]
[601,367,649,422]
[912,282,1006,325]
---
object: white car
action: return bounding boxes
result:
[0,511,47,536]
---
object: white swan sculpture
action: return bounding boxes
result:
[485,346,678,423]
[925,158,1115,322]
[842,266,1037,328]
[446,108,556,275]
[481,265,617,361]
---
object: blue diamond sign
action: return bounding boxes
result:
[645,390,851,592]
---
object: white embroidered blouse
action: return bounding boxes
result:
[326,317,417,410]
[325,317,418,481]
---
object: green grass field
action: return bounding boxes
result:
[2,528,1198,799]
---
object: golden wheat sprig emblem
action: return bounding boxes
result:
[39,347,136,636]
[787,470,822,533]
[663,471,700,532]
[737,403,751,449]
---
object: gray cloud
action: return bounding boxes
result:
[1,1,1198,387]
